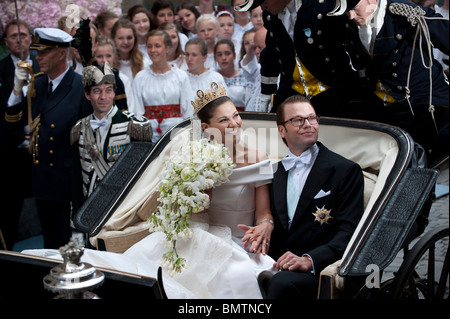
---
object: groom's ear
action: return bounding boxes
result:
[278,125,286,139]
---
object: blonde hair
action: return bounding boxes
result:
[196,13,220,30]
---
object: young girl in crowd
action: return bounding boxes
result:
[195,14,220,70]
[94,11,119,39]
[239,28,257,73]
[215,39,257,111]
[158,22,186,69]
[216,10,235,42]
[94,36,137,112]
[177,3,201,39]
[216,10,241,68]
[127,5,153,67]
[151,0,189,50]
[185,37,227,100]
[111,18,146,80]
[231,0,254,44]
[249,6,264,30]
[133,30,193,142]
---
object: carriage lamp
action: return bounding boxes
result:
[43,241,104,299]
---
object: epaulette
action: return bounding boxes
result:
[127,116,153,141]
[388,2,426,27]
[70,120,83,145]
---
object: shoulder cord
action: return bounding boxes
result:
[389,3,446,134]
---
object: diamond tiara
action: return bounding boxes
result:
[191,82,228,114]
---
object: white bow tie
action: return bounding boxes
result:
[281,153,312,171]
[90,118,108,130]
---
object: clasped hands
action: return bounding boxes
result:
[238,221,273,255]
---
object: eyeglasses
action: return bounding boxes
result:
[283,115,319,127]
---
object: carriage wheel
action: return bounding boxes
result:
[389,225,449,299]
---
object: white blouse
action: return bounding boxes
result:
[133,66,194,143]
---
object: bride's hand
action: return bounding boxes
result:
[238,222,273,255]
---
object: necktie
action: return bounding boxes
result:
[48,81,53,96]
[90,118,108,131]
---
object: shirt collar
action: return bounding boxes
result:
[93,105,116,121]
[10,54,32,68]
[48,65,70,90]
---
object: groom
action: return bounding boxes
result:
[267,95,364,298]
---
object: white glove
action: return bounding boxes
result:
[260,94,272,112]
[13,64,29,94]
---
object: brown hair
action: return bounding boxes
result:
[239,27,257,65]
[3,19,32,38]
[185,37,208,56]
[158,22,183,57]
[127,5,152,27]
[111,18,144,78]
[214,38,236,57]
[146,29,173,49]
[94,11,119,32]
[197,96,233,124]
[276,95,313,146]
[276,95,313,127]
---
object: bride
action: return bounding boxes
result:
[24,83,277,298]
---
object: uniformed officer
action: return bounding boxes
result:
[332,0,449,166]
[235,0,376,113]
[5,28,92,248]
[70,62,152,212]
[0,19,39,250]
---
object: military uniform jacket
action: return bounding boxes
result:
[71,105,152,204]
[5,67,92,203]
[0,54,40,149]
[269,143,365,274]
[371,0,449,106]
[261,0,374,108]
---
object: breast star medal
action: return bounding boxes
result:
[312,206,333,225]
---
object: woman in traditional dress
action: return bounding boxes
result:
[158,22,186,69]
[195,14,220,70]
[177,3,201,39]
[127,5,153,68]
[133,30,193,143]
[111,18,147,81]
[215,39,257,111]
[185,38,227,95]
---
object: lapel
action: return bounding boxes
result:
[273,161,290,231]
[290,143,333,229]
[41,68,74,116]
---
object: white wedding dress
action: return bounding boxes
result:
[23,159,277,299]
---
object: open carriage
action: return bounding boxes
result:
[1,113,448,299]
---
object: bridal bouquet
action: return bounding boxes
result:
[148,138,235,276]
